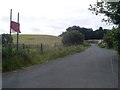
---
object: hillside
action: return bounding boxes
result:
[12,34,62,46]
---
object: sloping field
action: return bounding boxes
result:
[12,34,62,46]
[3,34,88,72]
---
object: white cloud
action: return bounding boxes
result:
[0,0,114,36]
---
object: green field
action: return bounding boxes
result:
[3,34,89,72]
[12,34,62,46]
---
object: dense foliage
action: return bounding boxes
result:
[89,1,120,54]
[60,25,109,40]
[103,29,120,54]
[62,31,84,46]
[89,1,120,28]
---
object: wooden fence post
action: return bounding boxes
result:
[41,43,43,54]
[23,44,25,49]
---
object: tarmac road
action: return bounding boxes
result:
[2,44,118,88]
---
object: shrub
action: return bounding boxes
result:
[2,44,31,72]
[103,30,114,48]
[62,31,84,46]
[103,29,120,54]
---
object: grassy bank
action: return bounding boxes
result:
[12,34,62,45]
[3,34,89,72]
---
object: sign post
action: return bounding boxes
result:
[10,9,12,36]
[17,12,19,51]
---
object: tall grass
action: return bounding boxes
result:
[12,34,62,45]
[2,44,88,72]
[2,35,89,72]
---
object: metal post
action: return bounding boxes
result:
[9,9,12,59]
[17,12,19,51]
[10,9,12,36]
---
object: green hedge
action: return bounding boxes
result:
[103,29,120,54]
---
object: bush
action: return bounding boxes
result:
[2,44,31,72]
[103,31,114,48]
[62,31,84,46]
[103,29,120,54]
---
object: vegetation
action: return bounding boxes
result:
[103,29,120,54]
[2,34,89,72]
[89,1,120,55]
[4,1,120,72]
[2,34,13,45]
[60,25,109,40]
[62,31,84,46]
[89,1,120,28]
[12,34,62,45]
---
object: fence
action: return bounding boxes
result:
[10,43,63,54]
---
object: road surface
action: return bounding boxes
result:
[2,44,118,88]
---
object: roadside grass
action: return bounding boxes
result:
[2,34,89,72]
[2,45,88,72]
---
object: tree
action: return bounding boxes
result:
[93,26,108,39]
[89,1,120,28]
[60,25,94,40]
[89,1,120,54]
[60,25,108,40]
[99,26,103,30]
[62,31,84,46]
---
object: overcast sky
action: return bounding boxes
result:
[0,0,115,36]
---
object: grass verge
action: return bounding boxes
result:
[2,45,89,73]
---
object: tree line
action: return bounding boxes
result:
[60,1,120,55]
[59,25,109,40]
[89,0,120,54]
